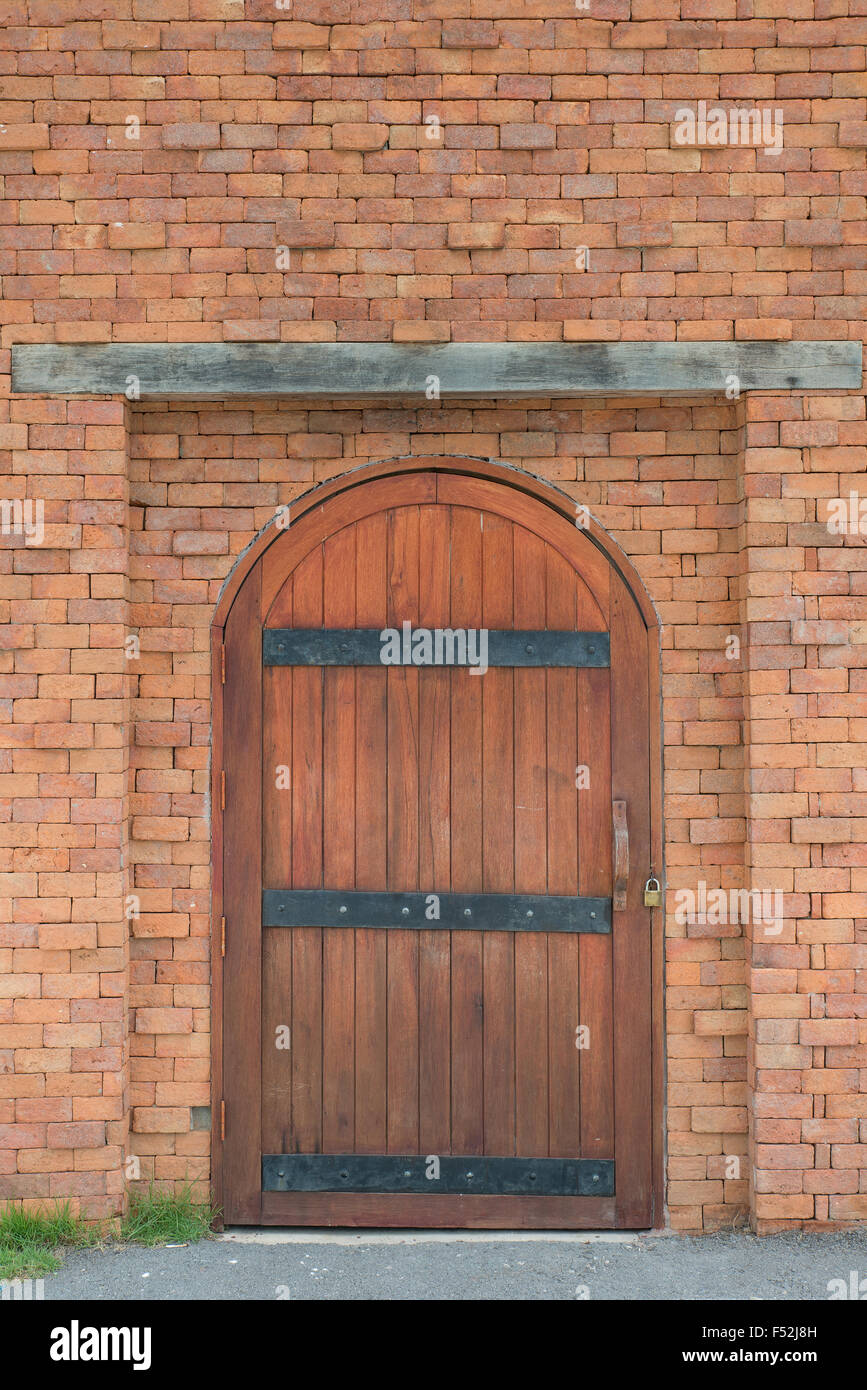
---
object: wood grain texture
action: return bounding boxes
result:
[222,567,262,1223]
[353,511,388,1155]
[213,456,657,636]
[448,506,485,1158]
[385,507,420,1154]
[219,467,658,1229]
[261,1191,616,1228]
[481,513,515,1158]
[322,530,356,1154]
[15,340,861,397]
[513,525,549,1159]
[610,571,653,1227]
[417,504,452,1156]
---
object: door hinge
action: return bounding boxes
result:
[220,642,225,684]
[221,915,226,958]
[220,1100,226,1141]
[220,769,226,810]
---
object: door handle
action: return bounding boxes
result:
[612,799,628,911]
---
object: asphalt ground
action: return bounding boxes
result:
[34,1227,867,1301]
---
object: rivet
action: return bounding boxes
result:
[590,911,596,919]
[525,644,534,655]
[401,907,410,917]
[526,909,534,918]
[339,905,347,914]
[464,908,472,917]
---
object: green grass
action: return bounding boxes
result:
[0,1185,217,1280]
[120,1183,217,1247]
[0,1202,103,1281]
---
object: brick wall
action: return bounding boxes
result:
[0,1,865,1231]
[1,2,865,345]
[737,392,867,1231]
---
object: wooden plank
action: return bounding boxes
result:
[216,458,656,632]
[417,503,451,1157]
[354,511,388,1155]
[220,463,658,1230]
[289,545,324,1157]
[209,624,225,1225]
[578,671,615,1161]
[647,619,665,1227]
[610,571,653,1227]
[261,927,293,1156]
[15,340,862,397]
[545,549,581,1161]
[261,1190,616,1228]
[481,513,515,1158]
[386,505,420,1154]
[438,473,610,624]
[221,567,262,1222]
[322,528,356,1153]
[449,504,485,1157]
[512,524,549,1159]
[261,575,294,1156]
[260,473,436,621]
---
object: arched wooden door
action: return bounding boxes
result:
[214,463,658,1228]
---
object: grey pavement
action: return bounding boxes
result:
[38,1228,867,1301]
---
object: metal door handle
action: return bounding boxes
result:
[613,799,628,911]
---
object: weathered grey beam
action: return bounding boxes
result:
[11,341,862,398]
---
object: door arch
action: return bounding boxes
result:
[211,457,663,1228]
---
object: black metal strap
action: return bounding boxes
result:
[262,1154,614,1197]
[263,889,611,933]
[263,627,609,668]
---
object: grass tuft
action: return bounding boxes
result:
[0,1203,103,1281]
[1,1185,217,1280]
[120,1183,217,1247]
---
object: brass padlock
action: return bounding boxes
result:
[644,874,662,909]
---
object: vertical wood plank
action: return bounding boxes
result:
[417,503,452,1157]
[449,505,484,1156]
[222,567,262,1220]
[578,593,615,1162]
[289,545,323,1155]
[513,525,549,1158]
[354,511,388,1154]
[386,506,420,1153]
[610,571,653,1226]
[225,466,655,1229]
[545,550,580,1160]
[210,623,225,1222]
[261,576,294,1156]
[481,514,515,1157]
[322,528,356,1153]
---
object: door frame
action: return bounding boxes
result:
[210,455,665,1228]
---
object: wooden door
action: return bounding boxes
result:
[217,468,655,1228]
